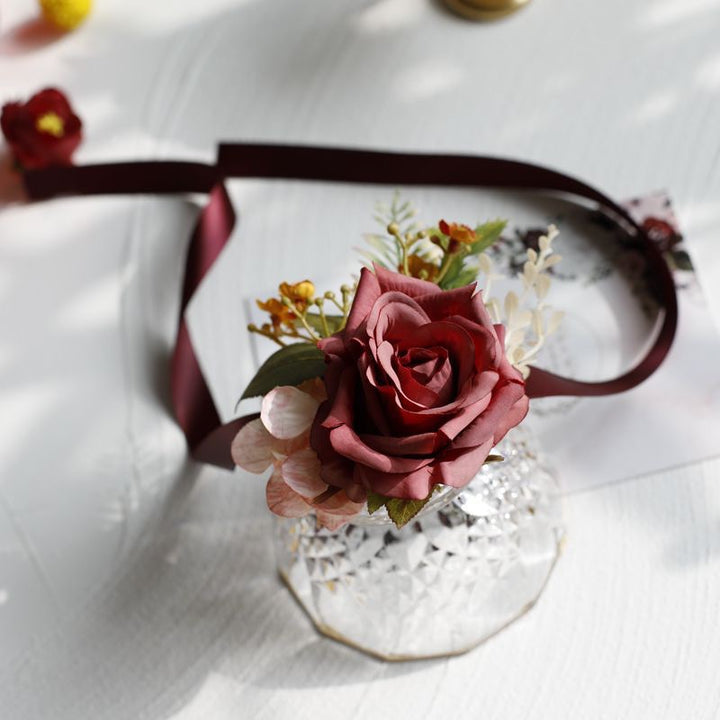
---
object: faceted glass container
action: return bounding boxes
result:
[273,429,563,661]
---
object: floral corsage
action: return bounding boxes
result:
[232,198,561,529]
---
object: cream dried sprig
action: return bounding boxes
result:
[483,225,564,378]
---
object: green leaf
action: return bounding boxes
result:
[452,268,482,288]
[366,492,388,515]
[240,343,326,400]
[437,256,465,289]
[670,249,693,272]
[437,219,507,290]
[304,313,345,335]
[385,495,432,529]
[471,219,507,254]
[484,454,504,463]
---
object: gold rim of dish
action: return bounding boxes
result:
[278,534,564,662]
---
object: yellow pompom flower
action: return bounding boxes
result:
[39,0,92,31]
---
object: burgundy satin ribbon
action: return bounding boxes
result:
[23,144,678,470]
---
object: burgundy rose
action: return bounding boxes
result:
[1,88,82,169]
[311,266,529,502]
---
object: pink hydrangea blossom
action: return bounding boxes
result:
[231,378,364,530]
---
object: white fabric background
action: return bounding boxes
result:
[1,0,720,717]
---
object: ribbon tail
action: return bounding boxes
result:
[171,181,243,469]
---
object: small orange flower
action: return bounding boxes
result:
[405,254,439,281]
[279,280,315,310]
[256,280,316,331]
[439,220,476,246]
[256,297,295,329]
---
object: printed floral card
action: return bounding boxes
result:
[525,192,720,491]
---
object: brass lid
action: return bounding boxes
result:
[443,0,531,21]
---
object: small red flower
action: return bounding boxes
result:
[1,88,82,170]
[641,217,680,254]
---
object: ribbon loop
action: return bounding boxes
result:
[23,143,679,469]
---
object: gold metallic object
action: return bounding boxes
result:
[443,0,532,21]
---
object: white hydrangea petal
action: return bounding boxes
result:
[281,448,327,497]
[231,418,275,473]
[266,471,312,518]
[261,385,321,440]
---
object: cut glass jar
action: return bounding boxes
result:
[273,428,563,661]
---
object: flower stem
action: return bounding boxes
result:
[283,298,320,342]
[434,252,456,285]
[247,324,287,347]
[317,300,330,337]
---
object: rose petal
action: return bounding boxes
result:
[445,315,501,371]
[376,368,500,437]
[373,321,478,416]
[366,292,429,343]
[374,264,441,298]
[329,424,431,474]
[493,323,506,348]
[358,354,394,435]
[231,418,275,473]
[359,430,442,456]
[434,374,497,442]
[311,412,367,501]
[394,321,476,390]
[395,347,453,407]
[492,392,529,445]
[415,283,476,321]
[434,438,495,488]
[356,463,434,500]
[319,459,366,502]
[376,341,426,411]
[345,267,381,338]
[317,333,346,358]
[261,385,320,439]
[450,380,528,449]
[321,366,357,429]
